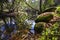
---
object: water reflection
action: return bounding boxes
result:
[30,20,35,34]
[0,25,5,32]
[0,19,16,40]
[0,19,35,39]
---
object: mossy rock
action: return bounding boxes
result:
[34,22,46,34]
[35,13,53,23]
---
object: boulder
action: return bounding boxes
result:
[35,12,53,23]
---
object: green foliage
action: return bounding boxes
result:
[55,6,60,17]
[52,22,60,34]
[25,0,39,10]
[39,22,60,40]
[41,0,55,12]
[15,12,31,31]
[52,22,59,29]
[56,5,60,12]
[47,0,54,5]
[35,14,53,23]
[15,12,28,23]
[54,6,60,17]
[0,0,60,40]
[35,11,60,40]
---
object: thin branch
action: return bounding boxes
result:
[39,0,42,14]
[24,1,39,11]
[39,7,56,14]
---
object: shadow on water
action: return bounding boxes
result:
[0,19,35,40]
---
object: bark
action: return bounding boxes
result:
[39,0,42,14]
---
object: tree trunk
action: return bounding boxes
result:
[39,0,42,14]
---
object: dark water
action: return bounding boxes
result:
[0,19,35,40]
[0,19,17,40]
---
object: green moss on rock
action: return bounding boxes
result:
[34,22,46,34]
[35,14,53,23]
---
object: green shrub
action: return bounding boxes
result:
[55,6,60,16]
[15,12,28,23]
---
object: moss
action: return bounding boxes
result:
[34,22,46,34]
[35,14,53,23]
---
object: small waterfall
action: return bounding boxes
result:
[25,19,35,34]
[30,20,35,34]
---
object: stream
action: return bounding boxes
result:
[25,19,35,34]
[0,19,35,40]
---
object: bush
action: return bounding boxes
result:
[55,6,60,16]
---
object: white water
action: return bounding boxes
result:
[25,19,35,34]
[30,20,35,34]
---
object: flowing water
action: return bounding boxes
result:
[0,19,35,40]
[25,19,35,34]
